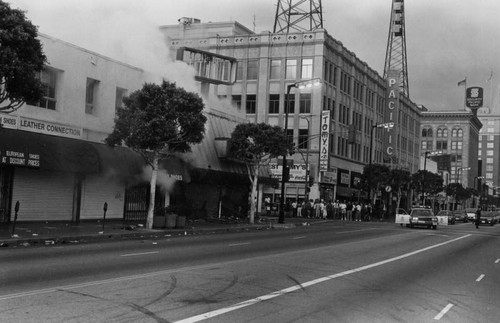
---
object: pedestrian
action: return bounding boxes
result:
[326,200,334,219]
[314,199,321,218]
[333,200,340,219]
[346,201,353,221]
[340,200,347,220]
[361,203,368,221]
[356,203,362,221]
[292,200,298,217]
[475,206,482,229]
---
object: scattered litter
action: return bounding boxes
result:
[22,242,30,247]
[0,243,9,247]
[152,242,158,245]
[44,240,55,245]
[32,233,38,236]
[165,234,171,237]
[11,234,19,238]
[137,224,144,228]
[98,231,104,234]
[69,240,80,244]
[184,231,187,235]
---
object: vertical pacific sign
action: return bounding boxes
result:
[319,110,330,171]
[386,71,399,158]
[466,87,483,115]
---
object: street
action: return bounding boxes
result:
[1,221,499,322]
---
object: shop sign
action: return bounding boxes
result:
[0,114,82,139]
[0,149,40,168]
[319,110,330,171]
[321,169,337,184]
[269,162,307,182]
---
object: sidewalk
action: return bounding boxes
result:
[0,217,324,248]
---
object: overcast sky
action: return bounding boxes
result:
[8,0,500,112]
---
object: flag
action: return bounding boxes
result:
[457,78,466,86]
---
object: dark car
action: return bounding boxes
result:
[437,210,455,225]
[478,211,496,226]
[453,209,468,223]
[409,207,438,229]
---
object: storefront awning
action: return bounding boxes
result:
[0,129,191,180]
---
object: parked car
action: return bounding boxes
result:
[453,209,468,223]
[478,211,496,226]
[437,210,455,225]
[409,207,437,229]
[466,208,478,221]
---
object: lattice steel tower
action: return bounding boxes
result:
[273,0,323,33]
[383,0,409,97]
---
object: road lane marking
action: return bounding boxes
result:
[336,228,377,234]
[291,236,306,240]
[495,259,500,264]
[228,243,250,247]
[175,234,471,323]
[434,303,454,320]
[120,251,159,257]
[476,274,485,282]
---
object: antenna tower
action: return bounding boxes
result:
[383,0,409,97]
[273,0,323,33]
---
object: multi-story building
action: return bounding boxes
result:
[477,102,500,194]
[0,33,249,223]
[162,19,421,208]
[420,110,482,191]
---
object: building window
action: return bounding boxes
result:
[487,150,494,156]
[287,129,294,146]
[247,60,258,80]
[232,95,242,109]
[436,140,447,150]
[486,173,493,179]
[236,61,243,81]
[437,127,448,138]
[422,127,433,137]
[286,59,297,79]
[301,58,313,79]
[421,141,433,150]
[285,93,295,114]
[246,94,256,114]
[28,68,57,110]
[487,157,494,164]
[115,87,127,112]
[298,129,309,149]
[451,128,463,137]
[487,142,494,148]
[299,93,311,114]
[85,78,99,114]
[270,60,281,79]
[269,94,280,114]
[488,135,494,141]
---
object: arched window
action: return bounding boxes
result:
[422,127,433,138]
[437,127,447,138]
[457,128,463,138]
[452,127,462,138]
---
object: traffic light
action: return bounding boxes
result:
[308,174,314,187]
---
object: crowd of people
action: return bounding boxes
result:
[290,199,381,221]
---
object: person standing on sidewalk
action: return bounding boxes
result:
[475,206,482,229]
[346,201,353,221]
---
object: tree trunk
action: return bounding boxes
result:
[249,170,259,224]
[146,154,159,229]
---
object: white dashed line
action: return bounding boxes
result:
[434,303,454,320]
[476,274,485,282]
[291,236,306,240]
[495,259,500,264]
[121,251,159,257]
[228,243,250,247]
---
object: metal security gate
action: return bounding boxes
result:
[123,184,165,222]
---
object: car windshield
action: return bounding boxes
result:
[412,210,432,217]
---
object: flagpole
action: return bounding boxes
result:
[464,78,467,110]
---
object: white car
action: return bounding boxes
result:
[466,208,478,221]
[395,208,410,226]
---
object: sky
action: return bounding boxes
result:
[7,0,500,112]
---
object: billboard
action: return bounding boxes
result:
[319,110,330,171]
[466,87,483,113]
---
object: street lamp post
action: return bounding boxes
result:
[453,166,470,210]
[279,78,320,224]
[422,151,443,206]
[474,176,485,208]
[368,122,394,201]
[300,116,312,203]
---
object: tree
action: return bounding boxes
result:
[389,168,412,211]
[411,170,444,205]
[361,164,391,205]
[0,1,46,112]
[227,123,293,224]
[445,183,471,210]
[106,81,206,229]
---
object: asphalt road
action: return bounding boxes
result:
[1,221,499,322]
